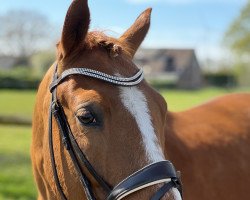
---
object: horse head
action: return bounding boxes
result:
[32,0,182,199]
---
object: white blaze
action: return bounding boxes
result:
[171,188,182,200]
[119,86,182,200]
[119,86,165,162]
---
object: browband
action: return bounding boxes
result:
[50,67,144,92]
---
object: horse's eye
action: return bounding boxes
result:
[77,110,97,125]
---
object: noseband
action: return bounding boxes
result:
[48,64,182,200]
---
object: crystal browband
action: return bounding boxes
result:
[50,67,144,92]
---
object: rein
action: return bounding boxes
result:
[48,64,182,200]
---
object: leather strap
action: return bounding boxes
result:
[67,130,112,193]
[49,65,68,200]
[49,65,99,200]
[107,161,180,200]
[51,100,96,200]
[52,100,112,192]
[49,98,67,200]
[151,181,177,200]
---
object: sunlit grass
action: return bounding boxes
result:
[0,90,36,118]
[0,125,37,200]
[160,87,250,111]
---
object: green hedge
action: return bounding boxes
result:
[0,75,40,89]
[204,72,237,87]
[0,67,41,89]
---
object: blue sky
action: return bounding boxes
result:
[0,0,247,62]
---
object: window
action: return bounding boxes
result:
[165,56,176,72]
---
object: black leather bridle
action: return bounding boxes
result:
[48,64,182,200]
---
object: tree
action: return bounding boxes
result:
[224,1,250,53]
[0,10,55,65]
[224,1,250,86]
[30,51,56,76]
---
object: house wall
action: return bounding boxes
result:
[177,53,203,89]
[134,49,203,89]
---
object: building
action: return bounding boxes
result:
[134,48,203,89]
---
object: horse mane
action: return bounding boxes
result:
[57,31,133,60]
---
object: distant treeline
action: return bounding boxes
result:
[204,72,237,88]
[150,71,237,90]
[0,67,41,90]
[0,75,40,89]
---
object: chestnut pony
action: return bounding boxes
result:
[31,0,250,200]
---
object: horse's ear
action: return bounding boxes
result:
[120,8,152,58]
[61,0,90,58]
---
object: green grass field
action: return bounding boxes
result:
[0,87,249,118]
[0,125,36,200]
[0,87,249,199]
[160,87,250,111]
[0,90,36,119]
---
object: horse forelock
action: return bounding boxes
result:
[56,31,133,62]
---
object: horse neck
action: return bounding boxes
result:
[163,112,191,168]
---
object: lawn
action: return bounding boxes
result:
[160,87,250,111]
[0,90,36,119]
[0,87,249,199]
[0,125,37,200]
